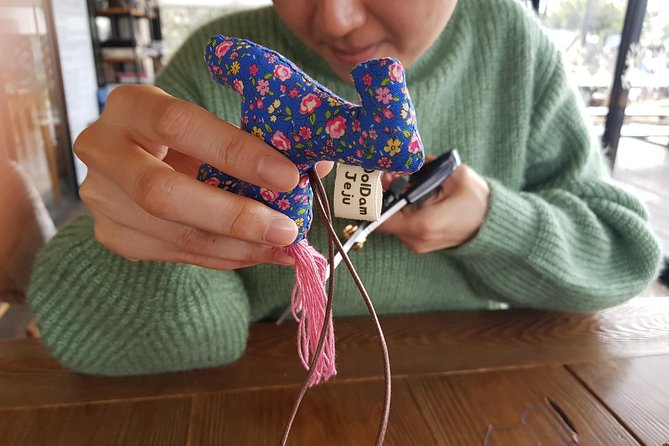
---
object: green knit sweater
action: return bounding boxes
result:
[28,0,662,376]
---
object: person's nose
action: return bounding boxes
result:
[314,0,366,40]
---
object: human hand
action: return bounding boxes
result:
[376,161,490,253]
[76,85,332,269]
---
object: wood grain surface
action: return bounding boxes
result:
[0,397,191,446]
[1,298,667,445]
[0,366,640,446]
[187,366,640,446]
[569,354,669,446]
[1,298,669,409]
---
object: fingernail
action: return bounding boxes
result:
[257,156,298,191]
[264,217,297,245]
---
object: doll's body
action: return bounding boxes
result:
[200,35,425,242]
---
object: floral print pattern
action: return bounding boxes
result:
[198,35,425,242]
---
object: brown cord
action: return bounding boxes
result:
[279,172,336,446]
[279,170,392,446]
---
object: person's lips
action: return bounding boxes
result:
[331,44,379,65]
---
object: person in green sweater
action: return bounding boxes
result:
[28,0,662,376]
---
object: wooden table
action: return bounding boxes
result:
[1,297,669,445]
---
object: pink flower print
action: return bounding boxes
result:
[358,136,364,145]
[305,149,317,158]
[230,51,238,59]
[249,64,259,76]
[375,87,392,105]
[326,116,347,139]
[299,93,322,114]
[362,73,373,87]
[299,126,312,140]
[293,134,300,142]
[256,79,270,96]
[260,188,279,202]
[352,119,361,132]
[289,88,300,99]
[233,79,244,95]
[356,149,364,158]
[270,131,291,151]
[268,56,277,64]
[241,115,249,125]
[280,84,287,94]
[324,146,336,158]
[378,157,392,168]
[374,115,382,124]
[379,59,388,66]
[215,40,233,58]
[408,134,421,154]
[369,128,378,140]
[382,109,395,119]
[273,64,292,81]
[298,175,310,189]
[277,198,291,210]
[388,63,403,82]
[346,156,361,165]
[256,98,264,110]
[204,177,221,187]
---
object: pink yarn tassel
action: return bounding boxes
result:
[284,239,336,386]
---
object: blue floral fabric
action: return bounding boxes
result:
[198,35,425,243]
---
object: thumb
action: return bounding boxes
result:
[376,206,419,236]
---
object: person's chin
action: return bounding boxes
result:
[322,58,357,83]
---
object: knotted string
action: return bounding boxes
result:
[280,169,392,446]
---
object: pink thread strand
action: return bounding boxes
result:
[285,240,336,386]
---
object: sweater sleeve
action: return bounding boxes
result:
[26,15,257,375]
[27,215,250,375]
[445,42,663,312]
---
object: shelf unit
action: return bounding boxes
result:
[88,1,163,108]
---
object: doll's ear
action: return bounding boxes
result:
[349,59,425,173]
[204,35,246,98]
[351,58,406,115]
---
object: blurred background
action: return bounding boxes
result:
[1,0,667,337]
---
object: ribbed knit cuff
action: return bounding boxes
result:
[445,178,539,260]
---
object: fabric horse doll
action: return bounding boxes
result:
[199,35,425,386]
